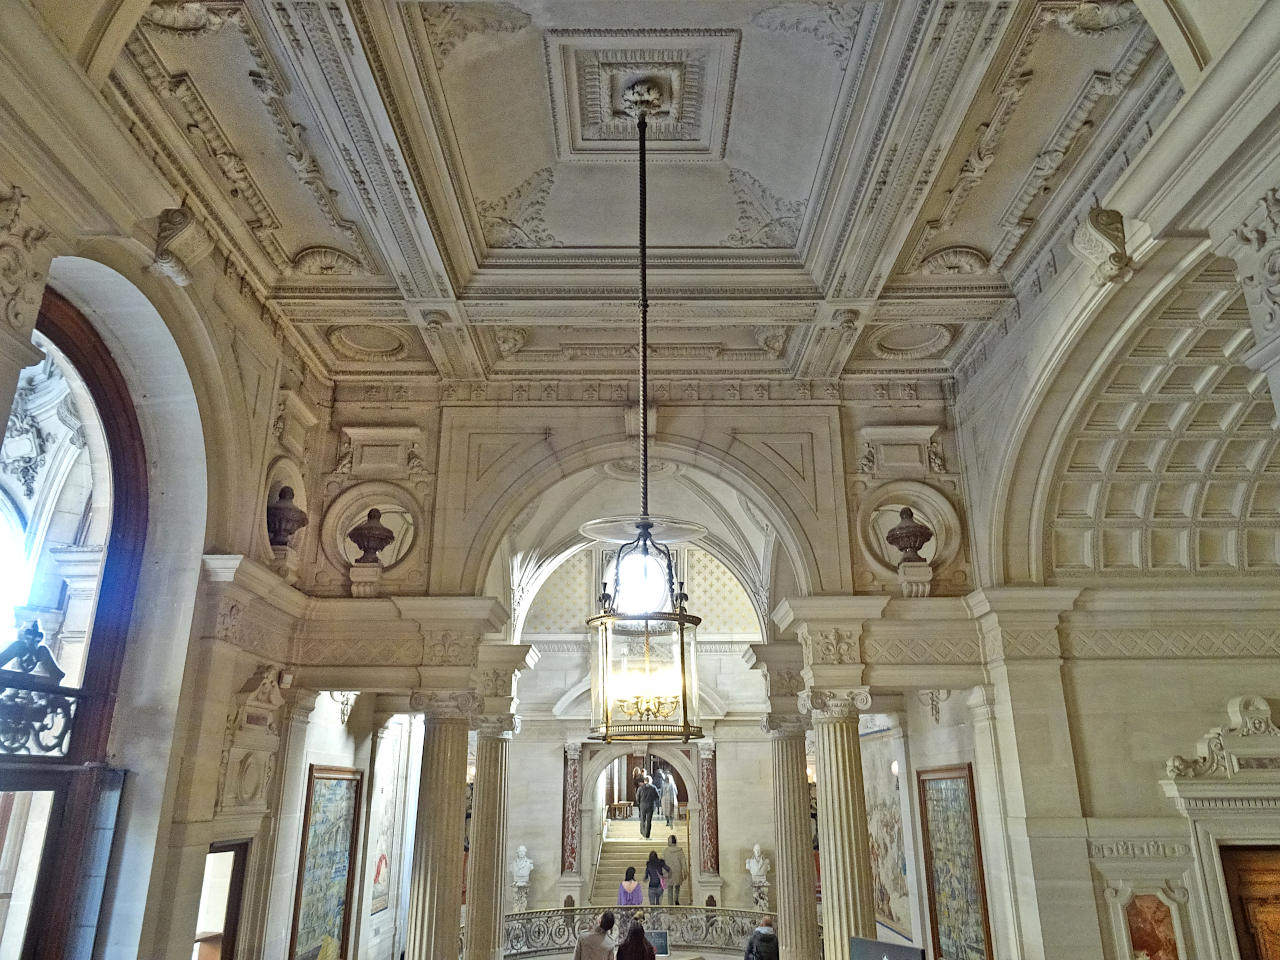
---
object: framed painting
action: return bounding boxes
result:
[916,764,993,960]
[861,729,912,939]
[290,765,364,960]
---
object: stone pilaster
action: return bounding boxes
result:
[763,716,820,960]
[560,741,583,874]
[463,716,513,960]
[803,685,876,955]
[0,183,50,427]
[970,587,1102,960]
[405,689,479,960]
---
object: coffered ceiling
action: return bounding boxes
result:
[111,0,1178,381]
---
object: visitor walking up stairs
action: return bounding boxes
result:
[588,819,686,906]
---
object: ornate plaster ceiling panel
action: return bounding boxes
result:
[120,7,388,289]
[893,1,1160,279]
[544,29,740,161]
[392,0,889,272]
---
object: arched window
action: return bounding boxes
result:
[0,289,148,957]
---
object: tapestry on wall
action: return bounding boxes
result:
[860,729,913,939]
[291,765,363,960]
[368,729,403,915]
[917,764,993,960]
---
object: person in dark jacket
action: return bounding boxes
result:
[617,921,656,960]
[636,775,660,839]
[643,849,669,904]
[744,915,778,960]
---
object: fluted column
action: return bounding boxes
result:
[764,716,820,960]
[406,690,477,960]
[464,717,513,960]
[805,686,876,957]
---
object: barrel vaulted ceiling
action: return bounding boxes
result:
[110,0,1179,381]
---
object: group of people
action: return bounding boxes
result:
[617,836,686,906]
[631,765,678,839]
[573,911,779,960]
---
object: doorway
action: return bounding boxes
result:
[1221,845,1280,960]
[192,841,249,960]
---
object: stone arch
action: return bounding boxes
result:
[44,253,215,957]
[446,433,826,601]
[995,254,1276,583]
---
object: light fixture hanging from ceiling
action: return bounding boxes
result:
[581,80,705,743]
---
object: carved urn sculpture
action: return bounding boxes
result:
[885,507,933,565]
[265,486,308,546]
[348,508,395,564]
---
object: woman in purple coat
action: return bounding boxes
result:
[618,866,643,905]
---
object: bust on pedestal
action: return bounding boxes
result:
[511,845,534,911]
[746,843,771,910]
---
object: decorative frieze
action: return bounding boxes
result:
[0,185,49,335]
[1086,839,1191,860]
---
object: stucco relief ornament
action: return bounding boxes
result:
[1049,1,1141,37]
[150,207,213,286]
[477,168,561,248]
[722,169,806,248]
[1071,207,1133,285]
[2,379,49,498]
[752,1,864,60]
[1233,188,1280,334]
[1166,694,1280,778]
[0,186,48,333]
[141,2,233,34]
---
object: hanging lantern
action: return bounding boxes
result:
[581,81,704,743]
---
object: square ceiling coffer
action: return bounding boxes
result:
[544,29,740,161]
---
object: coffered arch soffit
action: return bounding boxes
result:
[997,256,1279,584]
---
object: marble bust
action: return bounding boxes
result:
[745,844,770,884]
[512,845,534,885]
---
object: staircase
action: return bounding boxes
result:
[588,818,688,906]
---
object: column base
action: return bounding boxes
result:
[556,874,585,908]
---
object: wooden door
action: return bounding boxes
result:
[1221,845,1280,960]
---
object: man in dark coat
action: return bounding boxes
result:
[636,775,659,839]
[744,916,778,960]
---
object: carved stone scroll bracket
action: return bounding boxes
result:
[1165,694,1280,779]
[1072,207,1133,285]
[150,207,214,286]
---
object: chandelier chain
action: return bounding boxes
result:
[638,112,650,519]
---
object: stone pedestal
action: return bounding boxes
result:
[405,694,475,960]
[348,562,384,598]
[896,560,933,598]
[765,718,820,960]
[805,687,876,957]
[463,718,513,960]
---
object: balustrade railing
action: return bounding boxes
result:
[503,905,767,957]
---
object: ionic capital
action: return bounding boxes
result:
[409,687,482,721]
[800,685,871,722]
